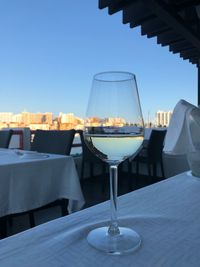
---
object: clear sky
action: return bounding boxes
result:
[0,0,197,122]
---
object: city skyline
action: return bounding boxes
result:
[0,1,197,119]
[0,109,173,129]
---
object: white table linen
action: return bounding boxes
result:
[163,99,200,154]
[162,152,189,178]
[0,172,200,266]
[0,149,85,216]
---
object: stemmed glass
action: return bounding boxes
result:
[84,71,144,255]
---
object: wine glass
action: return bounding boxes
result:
[84,71,144,255]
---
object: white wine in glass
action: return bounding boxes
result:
[84,71,144,254]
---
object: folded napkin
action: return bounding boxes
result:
[187,150,200,177]
[163,99,200,155]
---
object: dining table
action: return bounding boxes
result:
[0,170,199,266]
[0,148,85,218]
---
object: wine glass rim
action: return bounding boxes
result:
[94,71,135,82]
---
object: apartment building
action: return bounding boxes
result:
[156,110,172,127]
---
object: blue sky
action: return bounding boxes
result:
[0,0,197,122]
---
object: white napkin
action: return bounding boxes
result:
[163,99,200,155]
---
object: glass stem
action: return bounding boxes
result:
[108,164,120,236]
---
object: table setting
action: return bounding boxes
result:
[0,72,200,266]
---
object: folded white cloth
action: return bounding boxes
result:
[163,99,200,155]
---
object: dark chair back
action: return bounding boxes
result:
[79,130,103,164]
[78,130,106,179]
[147,129,167,163]
[0,130,13,148]
[26,130,75,228]
[31,129,75,155]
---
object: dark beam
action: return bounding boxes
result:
[142,27,170,37]
[184,58,194,64]
[99,0,135,13]
[157,30,184,45]
[130,15,155,28]
[169,40,194,53]
[189,57,199,64]
[180,48,199,59]
[108,0,136,15]
[181,54,198,61]
[130,15,156,28]
[123,1,155,24]
[188,57,198,65]
[142,0,200,53]
[172,46,197,56]
[198,64,200,106]
[159,37,184,46]
[99,0,109,9]
[174,0,200,10]
[141,18,170,37]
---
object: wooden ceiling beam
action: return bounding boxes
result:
[172,53,198,64]
[142,0,200,53]
[99,0,135,14]
[143,27,170,37]
[171,46,196,55]
[99,0,200,65]
[159,37,184,46]
[174,0,200,10]
[198,64,200,106]
[123,1,155,24]
[141,17,170,37]
[157,30,184,45]
[188,57,198,64]
[180,49,199,59]
[108,0,136,15]
[129,15,156,28]
[98,0,109,9]
[169,40,194,52]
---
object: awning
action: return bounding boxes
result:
[99,0,200,66]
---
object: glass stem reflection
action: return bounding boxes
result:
[108,164,120,236]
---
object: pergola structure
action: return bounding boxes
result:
[99,0,200,104]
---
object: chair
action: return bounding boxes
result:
[31,129,75,155]
[29,129,76,227]
[130,129,167,179]
[78,130,107,179]
[0,129,13,148]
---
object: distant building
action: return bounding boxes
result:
[0,111,54,129]
[59,113,75,124]
[12,114,23,123]
[105,117,125,126]
[0,112,13,123]
[44,112,53,124]
[29,123,50,130]
[156,110,172,127]
[21,111,31,125]
[58,112,84,130]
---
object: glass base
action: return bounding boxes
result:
[87,226,141,255]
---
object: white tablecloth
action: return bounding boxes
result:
[0,171,199,266]
[0,149,85,216]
